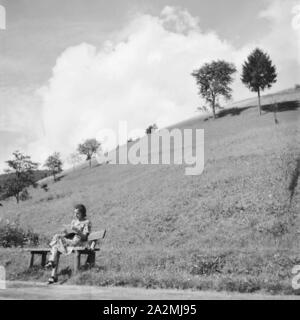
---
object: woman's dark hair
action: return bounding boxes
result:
[74,204,87,217]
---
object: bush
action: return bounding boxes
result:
[295,84,300,90]
[0,219,39,247]
[40,183,49,192]
[217,276,261,293]
[20,189,31,201]
[190,254,226,275]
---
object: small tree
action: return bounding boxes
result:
[44,152,63,181]
[145,123,158,135]
[77,139,101,168]
[241,48,277,115]
[3,151,38,203]
[67,152,83,171]
[192,60,237,118]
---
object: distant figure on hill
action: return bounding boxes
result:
[45,204,92,284]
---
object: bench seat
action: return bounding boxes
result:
[26,229,106,273]
[25,247,100,253]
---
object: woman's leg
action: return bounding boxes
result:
[47,235,66,283]
[47,246,61,283]
[49,246,59,262]
[49,233,60,246]
[50,252,60,279]
[48,234,67,261]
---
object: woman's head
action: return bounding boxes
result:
[74,204,87,220]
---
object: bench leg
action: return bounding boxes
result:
[89,252,96,267]
[85,251,96,267]
[29,253,35,268]
[74,251,81,273]
[41,252,47,267]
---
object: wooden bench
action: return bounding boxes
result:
[26,229,106,273]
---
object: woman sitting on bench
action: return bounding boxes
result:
[46,204,92,284]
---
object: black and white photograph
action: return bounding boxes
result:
[0,0,300,305]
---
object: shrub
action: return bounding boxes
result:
[190,254,226,275]
[20,189,31,201]
[40,183,49,192]
[217,276,261,293]
[0,220,39,247]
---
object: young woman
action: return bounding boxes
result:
[46,204,92,284]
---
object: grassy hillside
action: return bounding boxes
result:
[0,90,300,294]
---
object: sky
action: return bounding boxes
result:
[0,0,299,172]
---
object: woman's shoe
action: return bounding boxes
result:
[45,261,56,269]
[47,276,58,284]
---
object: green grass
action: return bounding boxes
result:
[0,89,300,294]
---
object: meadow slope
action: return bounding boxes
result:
[0,90,300,294]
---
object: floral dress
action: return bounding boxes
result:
[49,219,92,255]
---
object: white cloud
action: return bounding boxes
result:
[160,6,201,34]
[258,0,300,86]
[3,2,298,168]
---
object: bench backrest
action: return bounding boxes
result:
[87,229,106,250]
[88,229,106,241]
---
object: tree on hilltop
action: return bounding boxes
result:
[192,60,237,119]
[77,139,101,168]
[241,48,277,115]
[145,123,158,135]
[44,152,63,182]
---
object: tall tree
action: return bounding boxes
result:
[241,48,277,115]
[3,151,38,203]
[192,60,237,118]
[44,152,63,181]
[77,139,101,168]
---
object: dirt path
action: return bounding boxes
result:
[0,281,299,300]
